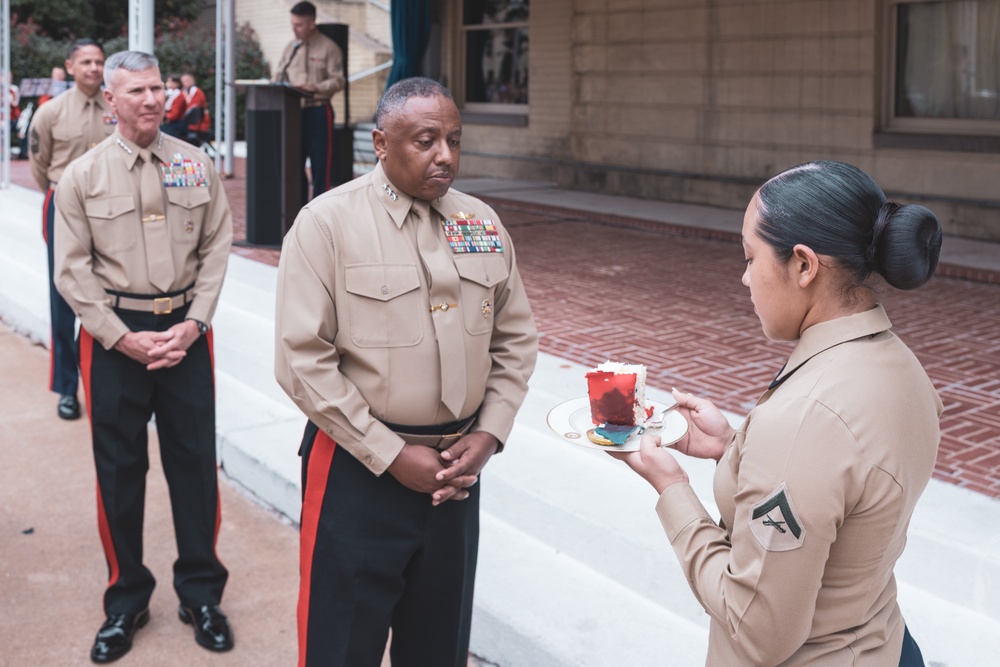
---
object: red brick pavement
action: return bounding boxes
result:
[8,158,1000,498]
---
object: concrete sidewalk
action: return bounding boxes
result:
[0,323,300,667]
[3,176,1000,666]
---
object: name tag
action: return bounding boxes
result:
[161,153,209,187]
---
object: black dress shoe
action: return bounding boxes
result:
[178,604,234,652]
[90,608,149,663]
[57,394,81,420]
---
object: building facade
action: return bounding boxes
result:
[239,0,999,241]
[434,0,1000,241]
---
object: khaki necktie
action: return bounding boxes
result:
[413,200,467,418]
[138,149,173,292]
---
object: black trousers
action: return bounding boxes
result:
[899,625,925,666]
[298,422,479,667]
[80,306,228,615]
[301,105,334,202]
[45,189,79,396]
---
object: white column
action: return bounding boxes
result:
[223,0,235,176]
[1,0,10,188]
[128,0,155,54]
[214,0,222,172]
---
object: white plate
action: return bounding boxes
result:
[546,397,689,452]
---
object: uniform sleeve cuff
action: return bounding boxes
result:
[655,482,713,542]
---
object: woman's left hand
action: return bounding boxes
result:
[609,432,689,495]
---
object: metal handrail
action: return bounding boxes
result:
[348,60,393,84]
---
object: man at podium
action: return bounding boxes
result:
[274,1,345,201]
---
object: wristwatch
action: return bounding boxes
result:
[188,318,209,336]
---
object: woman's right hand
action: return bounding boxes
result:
[668,388,735,462]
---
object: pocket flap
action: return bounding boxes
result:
[84,195,136,220]
[345,264,421,302]
[166,187,212,209]
[454,256,508,288]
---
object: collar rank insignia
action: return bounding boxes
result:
[103,111,118,125]
[749,483,805,552]
[382,183,398,201]
[441,218,504,254]
[161,153,208,188]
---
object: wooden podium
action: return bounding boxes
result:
[238,81,310,246]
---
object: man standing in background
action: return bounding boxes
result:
[54,50,234,663]
[273,0,345,201]
[29,38,115,420]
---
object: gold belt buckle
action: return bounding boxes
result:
[153,297,173,314]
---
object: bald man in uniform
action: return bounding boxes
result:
[54,51,234,663]
[273,0,345,201]
[29,38,114,420]
[275,77,538,667]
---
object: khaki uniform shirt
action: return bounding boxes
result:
[29,85,116,191]
[54,130,233,350]
[274,31,345,104]
[275,161,538,475]
[656,306,942,666]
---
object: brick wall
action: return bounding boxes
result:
[454,0,1000,241]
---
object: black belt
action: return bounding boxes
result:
[381,414,478,450]
[106,285,195,315]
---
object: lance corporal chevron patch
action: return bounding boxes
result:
[749,482,805,552]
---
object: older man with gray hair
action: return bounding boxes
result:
[54,50,234,663]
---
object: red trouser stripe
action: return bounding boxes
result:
[80,328,121,588]
[325,105,334,192]
[42,188,54,244]
[298,431,337,667]
[44,189,56,391]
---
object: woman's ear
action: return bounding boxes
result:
[790,244,820,288]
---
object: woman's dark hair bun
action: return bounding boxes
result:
[871,203,942,290]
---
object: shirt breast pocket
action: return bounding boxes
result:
[166,187,212,244]
[52,124,82,143]
[455,256,509,336]
[84,194,138,252]
[344,264,424,348]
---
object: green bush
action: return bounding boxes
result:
[11,18,268,141]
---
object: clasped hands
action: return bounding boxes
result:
[113,320,202,370]
[387,431,499,507]
[609,388,736,495]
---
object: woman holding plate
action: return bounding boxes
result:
[613,161,942,667]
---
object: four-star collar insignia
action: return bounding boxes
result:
[382,183,398,201]
[749,482,806,552]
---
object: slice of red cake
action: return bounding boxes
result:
[586,361,652,426]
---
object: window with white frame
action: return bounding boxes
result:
[885,0,1000,135]
[462,0,529,111]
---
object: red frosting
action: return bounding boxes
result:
[586,370,639,426]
